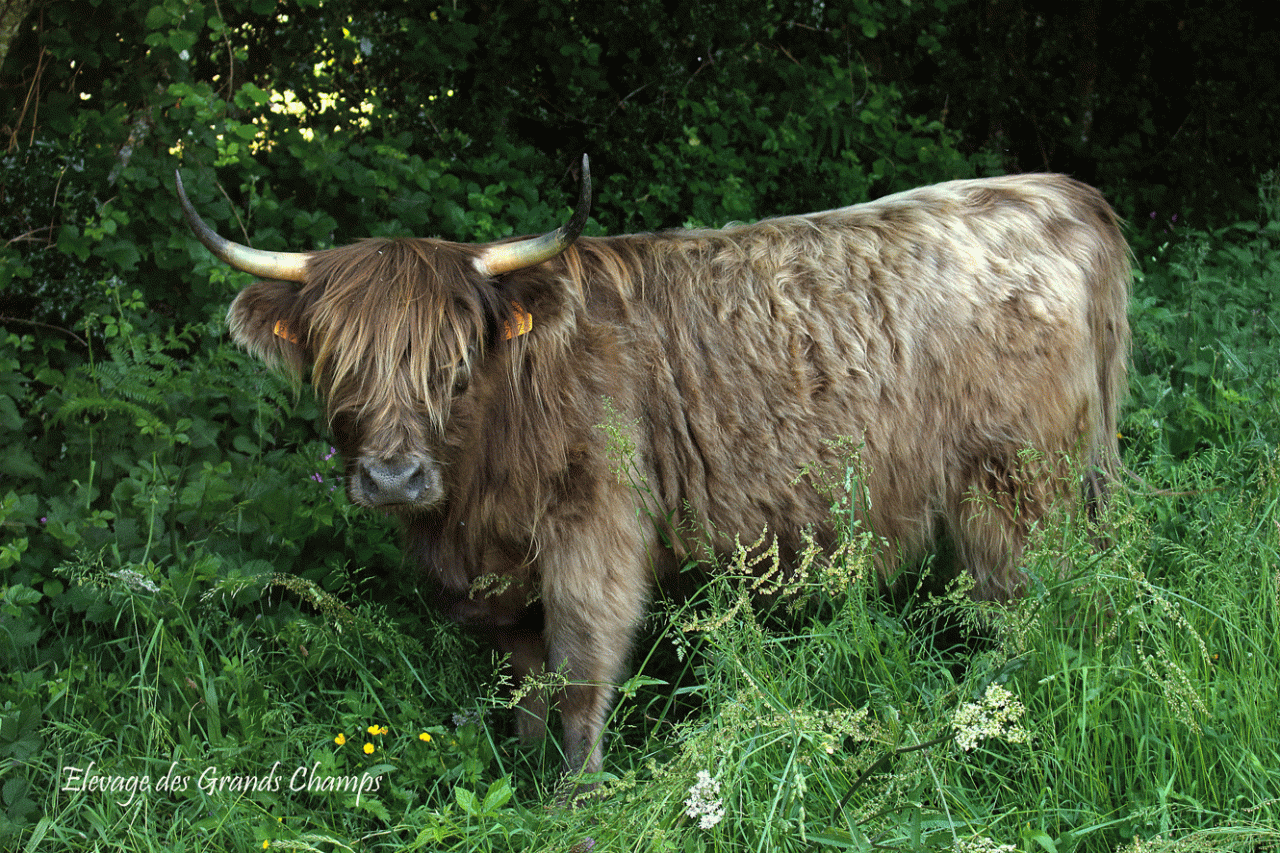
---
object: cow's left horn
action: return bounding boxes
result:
[175,170,311,283]
[475,154,592,277]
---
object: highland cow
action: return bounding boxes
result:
[176,156,1129,790]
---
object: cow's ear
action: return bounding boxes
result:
[227,280,309,376]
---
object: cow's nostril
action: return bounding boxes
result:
[357,465,381,500]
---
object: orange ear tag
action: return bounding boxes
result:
[273,320,300,344]
[501,302,534,340]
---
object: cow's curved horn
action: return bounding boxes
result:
[175,169,310,283]
[475,154,592,277]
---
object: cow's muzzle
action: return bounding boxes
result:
[351,455,444,508]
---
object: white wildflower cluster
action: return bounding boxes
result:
[110,568,159,594]
[954,834,1017,853]
[684,770,725,830]
[951,684,1031,752]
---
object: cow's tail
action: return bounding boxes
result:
[1084,200,1132,519]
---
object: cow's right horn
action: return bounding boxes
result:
[175,170,311,283]
[475,154,592,277]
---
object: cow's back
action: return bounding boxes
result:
[572,175,1129,595]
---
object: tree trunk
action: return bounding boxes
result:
[0,0,35,77]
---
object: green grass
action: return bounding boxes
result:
[3,209,1280,851]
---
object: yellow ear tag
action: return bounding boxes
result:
[501,302,533,340]
[273,320,299,344]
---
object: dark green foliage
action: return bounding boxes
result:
[921,0,1280,225]
[0,0,980,350]
[1127,211,1280,466]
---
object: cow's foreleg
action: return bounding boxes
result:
[498,627,549,743]
[542,518,652,797]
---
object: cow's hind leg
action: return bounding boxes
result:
[949,451,1057,601]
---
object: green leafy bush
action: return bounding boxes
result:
[1127,211,1280,467]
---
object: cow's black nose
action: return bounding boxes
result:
[356,457,431,505]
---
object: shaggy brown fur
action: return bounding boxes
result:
[222,173,1130,790]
